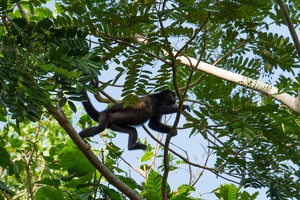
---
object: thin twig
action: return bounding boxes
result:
[276,0,300,59]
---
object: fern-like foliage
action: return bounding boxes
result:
[253,32,299,72]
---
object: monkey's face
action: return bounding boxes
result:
[161,90,176,105]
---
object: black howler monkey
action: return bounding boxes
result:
[79,80,190,151]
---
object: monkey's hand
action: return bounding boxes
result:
[182,105,191,112]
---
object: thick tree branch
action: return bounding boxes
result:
[174,54,300,114]
[46,105,143,200]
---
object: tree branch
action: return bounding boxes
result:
[46,105,143,200]
[276,0,300,59]
[173,52,300,114]
[129,29,300,114]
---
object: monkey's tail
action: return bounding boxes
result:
[82,88,100,122]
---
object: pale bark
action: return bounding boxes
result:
[176,54,300,114]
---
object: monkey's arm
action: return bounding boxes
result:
[153,105,190,114]
[148,115,177,136]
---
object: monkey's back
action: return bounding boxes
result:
[105,96,157,126]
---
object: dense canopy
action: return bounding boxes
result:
[0,0,300,199]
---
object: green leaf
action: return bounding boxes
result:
[35,186,65,199]
[144,170,162,196]
[214,184,238,200]
[117,176,143,190]
[59,97,67,107]
[143,170,171,199]
[141,151,153,162]
[36,178,60,188]
[102,186,123,200]
[177,184,195,195]
[68,100,77,112]
[37,18,53,30]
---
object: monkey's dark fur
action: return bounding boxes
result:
[79,81,190,150]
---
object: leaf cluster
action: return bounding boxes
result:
[0,7,102,122]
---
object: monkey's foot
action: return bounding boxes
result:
[128,143,147,151]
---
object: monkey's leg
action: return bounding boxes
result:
[108,123,147,151]
[79,126,104,138]
[148,115,177,136]
[79,113,108,149]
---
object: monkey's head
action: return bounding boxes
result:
[160,90,176,105]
